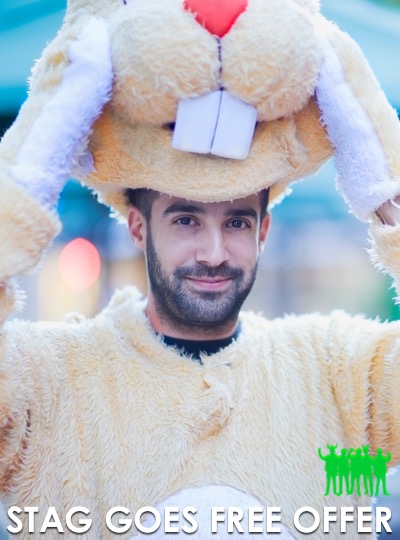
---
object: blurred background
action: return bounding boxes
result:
[0,0,400,537]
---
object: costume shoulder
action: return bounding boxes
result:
[241,304,400,459]
[0,285,145,488]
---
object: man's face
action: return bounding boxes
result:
[128,193,270,335]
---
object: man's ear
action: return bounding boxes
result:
[258,213,271,253]
[127,207,147,251]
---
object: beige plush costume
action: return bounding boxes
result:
[1,194,400,540]
[1,0,400,538]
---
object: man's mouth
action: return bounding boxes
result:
[184,276,233,292]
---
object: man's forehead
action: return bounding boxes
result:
[156,192,262,210]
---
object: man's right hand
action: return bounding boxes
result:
[376,197,400,226]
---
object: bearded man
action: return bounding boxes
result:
[1,3,400,537]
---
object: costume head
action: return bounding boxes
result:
[3,0,400,222]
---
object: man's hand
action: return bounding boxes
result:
[11,18,113,207]
[376,197,400,226]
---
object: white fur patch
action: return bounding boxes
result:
[12,18,113,207]
[316,40,400,221]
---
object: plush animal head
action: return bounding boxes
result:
[3,0,400,221]
[70,0,332,214]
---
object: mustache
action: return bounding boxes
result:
[174,263,243,280]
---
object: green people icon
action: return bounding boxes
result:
[318,444,339,496]
[362,445,374,496]
[348,448,364,497]
[337,447,351,496]
[373,448,391,496]
[318,444,391,497]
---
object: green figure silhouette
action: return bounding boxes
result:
[318,444,339,495]
[373,448,391,496]
[361,445,374,496]
[337,448,351,496]
[349,448,364,496]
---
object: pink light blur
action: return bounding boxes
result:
[59,238,101,291]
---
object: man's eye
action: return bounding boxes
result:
[229,219,248,229]
[176,217,194,226]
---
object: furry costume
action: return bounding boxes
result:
[1,0,400,538]
[1,206,400,539]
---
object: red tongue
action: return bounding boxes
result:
[184,0,248,38]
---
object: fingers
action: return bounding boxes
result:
[375,197,400,226]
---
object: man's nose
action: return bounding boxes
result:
[195,228,229,267]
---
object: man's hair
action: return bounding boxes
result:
[124,188,160,221]
[125,187,269,221]
[259,188,269,220]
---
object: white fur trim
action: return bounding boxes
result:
[316,40,400,221]
[11,18,113,207]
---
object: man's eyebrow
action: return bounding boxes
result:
[225,208,258,220]
[163,203,206,215]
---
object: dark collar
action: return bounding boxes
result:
[161,323,241,361]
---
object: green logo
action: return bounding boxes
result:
[318,444,391,496]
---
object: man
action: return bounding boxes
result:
[1,3,400,538]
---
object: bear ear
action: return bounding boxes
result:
[291,0,320,13]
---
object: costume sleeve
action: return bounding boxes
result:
[0,16,113,489]
[0,173,60,491]
[325,221,400,462]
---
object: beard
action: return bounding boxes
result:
[146,228,258,333]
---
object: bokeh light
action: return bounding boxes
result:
[59,238,101,291]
